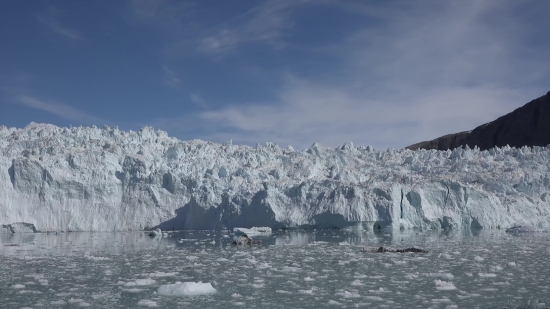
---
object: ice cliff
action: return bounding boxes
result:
[1,123,550,232]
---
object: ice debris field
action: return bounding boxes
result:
[1,229,549,308]
[1,123,550,232]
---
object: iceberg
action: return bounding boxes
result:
[157,282,216,297]
[1,123,550,232]
[233,227,272,236]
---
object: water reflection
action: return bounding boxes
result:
[1,228,536,256]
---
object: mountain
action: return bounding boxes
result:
[2,123,550,232]
[407,91,550,151]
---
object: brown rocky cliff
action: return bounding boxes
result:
[407,91,550,151]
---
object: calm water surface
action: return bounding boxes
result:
[1,228,549,309]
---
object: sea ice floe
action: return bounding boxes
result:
[123,279,156,286]
[425,273,455,280]
[157,282,216,297]
[137,299,159,307]
[434,280,457,291]
[233,227,272,236]
[336,290,360,298]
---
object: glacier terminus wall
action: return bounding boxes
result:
[1,123,550,232]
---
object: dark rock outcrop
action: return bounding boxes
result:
[407,91,550,151]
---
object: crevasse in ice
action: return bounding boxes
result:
[1,123,549,232]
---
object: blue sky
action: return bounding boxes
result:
[1,0,549,150]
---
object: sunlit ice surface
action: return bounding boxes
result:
[1,227,549,308]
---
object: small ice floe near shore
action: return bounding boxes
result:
[233,227,272,236]
[157,282,216,297]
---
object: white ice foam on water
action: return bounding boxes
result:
[2,123,550,232]
[157,282,216,297]
[12,284,25,289]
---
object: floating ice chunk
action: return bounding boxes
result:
[137,299,159,307]
[351,279,364,286]
[336,290,360,298]
[231,293,242,298]
[68,298,84,304]
[304,276,315,281]
[145,271,177,278]
[11,284,25,289]
[280,266,301,273]
[233,227,272,236]
[425,273,454,280]
[157,282,216,297]
[474,256,484,262]
[148,229,162,237]
[365,296,384,301]
[434,280,457,291]
[124,279,156,286]
[478,273,497,278]
[276,290,292,294]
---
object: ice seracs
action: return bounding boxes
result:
[1,123,550,232]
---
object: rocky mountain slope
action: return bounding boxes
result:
[407,91,550,151]
[1,123,550,232]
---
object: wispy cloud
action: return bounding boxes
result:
[128,0,313,55]
[162,65,181,89]
[35,6,82,40]
[198,0,312,54]
[189,94,207,108]
[17,95,104,125]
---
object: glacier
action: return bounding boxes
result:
[1,122,550,232]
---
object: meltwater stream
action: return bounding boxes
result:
[1,229,549,309]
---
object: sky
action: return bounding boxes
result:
[1,0,549,150]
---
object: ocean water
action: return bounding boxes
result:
[1,228,549,309]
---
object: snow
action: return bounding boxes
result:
[1,123,550,232]
[157,281,216,297]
